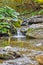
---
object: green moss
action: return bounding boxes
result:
[13,22,21,27]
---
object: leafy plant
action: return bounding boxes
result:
[0,6,20,36]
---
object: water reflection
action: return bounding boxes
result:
[0,37,43,50]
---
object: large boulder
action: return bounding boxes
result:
[26,24,43,39]
[0,47,21,60]
[28,15,43,24]
[21,15,43,26]
[0,51,21,60]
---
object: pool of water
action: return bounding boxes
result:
[0,37,43,65]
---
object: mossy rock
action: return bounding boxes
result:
[0,54,14,60]
[0,51,21,60]
[26,24,43,39]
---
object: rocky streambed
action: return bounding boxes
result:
[0,46,43,65]
[0,15,43,65]
[0,37,43,65]
[21,15,43,39]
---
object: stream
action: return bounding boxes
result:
[0,28,43,65]
[13,28,26,40]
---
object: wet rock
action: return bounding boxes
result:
[0,47,21,60]
[21,15,43,26]
[0,33,9,37]
[0,53,14,60]
[21,22,28,26]
[8,51,21,58]
[28,15,43,25]
[21,17,28,26]
[35,54,43,65]
[0,51,21,60]
[20,28,28,35]
[10,26,17,35]
[26,24,43,39]
[29,24,43,29]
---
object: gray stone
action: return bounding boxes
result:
[26,24,43,39]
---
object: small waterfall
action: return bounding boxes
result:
[13,28,25,38]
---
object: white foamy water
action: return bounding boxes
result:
[13,28,26,38]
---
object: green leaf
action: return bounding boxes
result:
[0,14,4,19]
[39,9,43,14]
[0,7,5,13]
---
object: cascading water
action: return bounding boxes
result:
[13,28,26,38]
